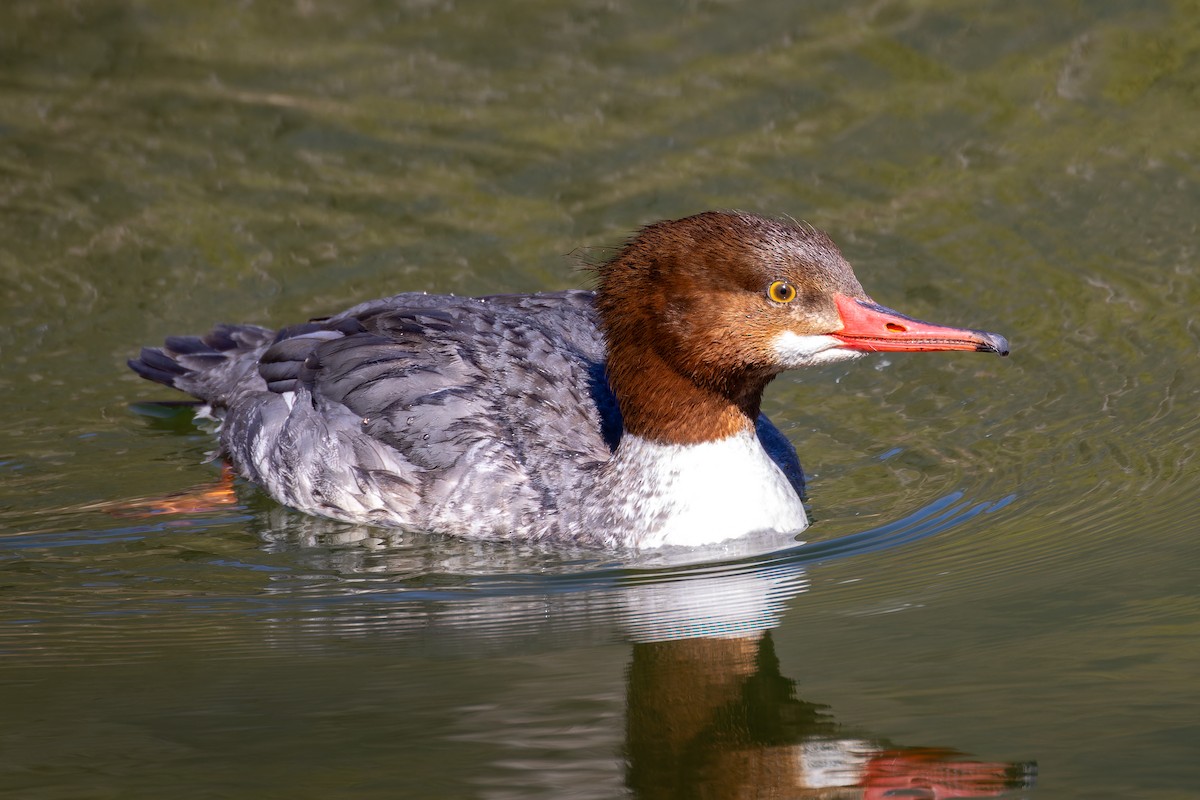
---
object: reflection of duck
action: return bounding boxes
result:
[131,212,1008,549]
[77,479,1035,797]
[627,633,1037,799]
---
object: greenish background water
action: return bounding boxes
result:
[2,1,1198,797]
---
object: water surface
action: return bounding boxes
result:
[2,1,1198,797]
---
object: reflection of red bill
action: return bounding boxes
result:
[794,740,1035,797]
[863,747,1037,799]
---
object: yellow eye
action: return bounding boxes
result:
[767,280,797,304]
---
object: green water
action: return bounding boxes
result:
[2,0,1198,797]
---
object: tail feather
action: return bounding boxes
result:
[163,335,217,354]
[130,347,189,380]
[129,324,277,406]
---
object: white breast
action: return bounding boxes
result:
[601,429,809,549]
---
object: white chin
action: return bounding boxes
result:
[770,332,865,368]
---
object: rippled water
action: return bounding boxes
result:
[2,1,1198,797]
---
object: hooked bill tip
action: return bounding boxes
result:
[976,332,1010,357]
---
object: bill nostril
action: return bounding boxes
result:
[885,322,906,332]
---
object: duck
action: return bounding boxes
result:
[130,211,1008,549]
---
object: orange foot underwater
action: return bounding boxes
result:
[93,463,240,518]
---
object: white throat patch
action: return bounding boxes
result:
[771,331,864,368]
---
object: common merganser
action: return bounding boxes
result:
[129,212,1008,549]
